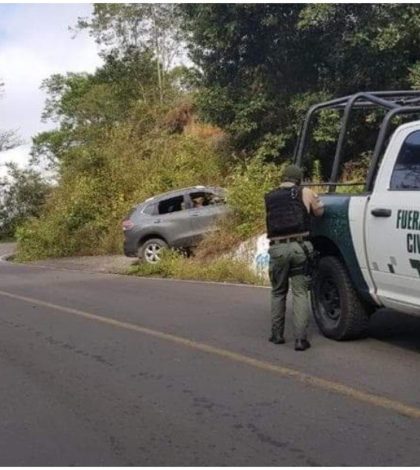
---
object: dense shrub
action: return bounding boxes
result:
[225,157,285,238]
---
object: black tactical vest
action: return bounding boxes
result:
[264,186,310,238]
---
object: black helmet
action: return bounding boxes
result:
[283,165,303,184]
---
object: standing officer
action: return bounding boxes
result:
[265,165,324,351]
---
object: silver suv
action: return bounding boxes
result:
[123,186,228,263]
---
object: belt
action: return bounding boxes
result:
[269,236,308,246]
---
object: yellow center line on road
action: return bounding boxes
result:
[1,287,419,419]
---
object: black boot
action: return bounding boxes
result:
[295,338,311,351]
[269,331,285,345]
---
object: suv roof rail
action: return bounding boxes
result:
[293,90,420,192]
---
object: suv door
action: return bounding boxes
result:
[155,194,195,247]
[365,125,420,312]
[186,190,227,243]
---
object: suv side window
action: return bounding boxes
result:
[390,130,420,190]
[142,202,158,216]
[158,195,185,215]
[189,191,225,209]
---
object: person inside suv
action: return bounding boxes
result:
[192,196,205,208]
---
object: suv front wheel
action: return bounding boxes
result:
[139,238,168,264]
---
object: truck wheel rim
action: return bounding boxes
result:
[144,244,162,263]
[319,277,341,321]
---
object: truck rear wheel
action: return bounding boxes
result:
[311,256,370,340]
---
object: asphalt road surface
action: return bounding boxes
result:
[0,243,420,466]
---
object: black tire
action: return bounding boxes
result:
[139,238,168,264]
[311,256,371,340]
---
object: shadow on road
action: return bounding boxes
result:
[369,308,420,353]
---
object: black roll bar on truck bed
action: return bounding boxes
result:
[293,91,420,192]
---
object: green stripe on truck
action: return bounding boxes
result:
[310,194,373,305]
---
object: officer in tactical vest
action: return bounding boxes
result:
[265,165,324,351]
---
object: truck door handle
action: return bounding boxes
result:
[153,219,161,224]
[371,208,392,217]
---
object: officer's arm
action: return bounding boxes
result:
[303,188,324,217]
[311,191,324,217]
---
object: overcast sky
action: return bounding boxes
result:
[0,3,102,176]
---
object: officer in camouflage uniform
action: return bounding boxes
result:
[265,165,324,351]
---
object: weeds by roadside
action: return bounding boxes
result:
[127,250,267,286]
[193,217,243,260]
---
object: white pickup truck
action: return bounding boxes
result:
[295,91,420,340]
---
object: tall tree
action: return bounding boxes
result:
[0,163,50,238]
[76,4,183,103]
[180,4,420,163]
[31,48,160,169]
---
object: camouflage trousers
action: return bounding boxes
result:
[268,240,313,340]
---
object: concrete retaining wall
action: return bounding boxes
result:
[235,233,269,278]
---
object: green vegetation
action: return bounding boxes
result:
[128,250,266,286]
[226,157,285,238]
[8,4,420,281]
[1,81,43,241]
[180,4,420,163]
[0,164,50,241]
[16,105,227,260]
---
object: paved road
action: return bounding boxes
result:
[0,243,420,465]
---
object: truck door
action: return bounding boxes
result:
[365,124,420,312]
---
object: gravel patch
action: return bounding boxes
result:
[3,243,137,274]
[25,255,137,274]
[0,242,17,260]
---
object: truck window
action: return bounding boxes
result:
[390,131,420,190]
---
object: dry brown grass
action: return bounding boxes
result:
[184,119,226,141]
[163,101,194,134]
[194,217,243,261]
